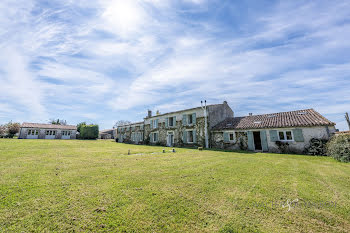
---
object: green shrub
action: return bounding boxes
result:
[80,125,99,140]
[327,134,350,163]
[305,138,328,156]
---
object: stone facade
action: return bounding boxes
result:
[117,101,233,147]
[211,126,336,153]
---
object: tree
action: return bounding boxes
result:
[5,122,20,138]
[346,112,350,131]
[49,119,67,125]
[80,124,99,139]
[113,120,131,128]
[0,125,6,137]
[77,122,87,133]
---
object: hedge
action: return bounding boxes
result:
[80,125,99,140]
[327,134,350,163]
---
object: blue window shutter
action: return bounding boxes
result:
[260,130,269,152]
[269,130,278,142]
[183,131,187,143]
[156,119,159,128]
[293,129,304,142]
[193,130,196,143]
[150,120,153,129]
[182,114,187,126]
[247,131,254,151]
[173,116,176,127]
[223,132,229,143]
[165,118,168,128]
[192,113,196,124]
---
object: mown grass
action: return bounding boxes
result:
[0,139,349,232]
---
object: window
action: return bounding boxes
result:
[278,130,293,141]
[187,131,194,143]
[169,117,174,127]
[188,114,193,124]
[46,130,56,136]
[63,131,71,136]
[229,133,234,141]
[152,132,158,142]
[28,129,38,135]
[153,120,158,129]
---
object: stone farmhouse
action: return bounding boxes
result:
[19,123,77,139]
[116,101,336,153]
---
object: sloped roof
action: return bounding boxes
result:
[212,109,335,130]
[99,129,114,134]
[21,123,77,130]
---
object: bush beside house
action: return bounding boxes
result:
[327,134,350,163]
[80,125,99,139]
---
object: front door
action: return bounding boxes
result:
[253,131,262,150]
[167,133,174,147]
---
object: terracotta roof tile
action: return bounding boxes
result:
[212,109,335,130]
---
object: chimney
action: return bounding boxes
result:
[249,113,253,116]
[156,110,160,115]
[147,110,152,118]
[223,100,228,105]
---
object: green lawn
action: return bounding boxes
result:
[0,139,349,232]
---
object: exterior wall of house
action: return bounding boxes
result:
[117,123,144,144]
[211,126,336,153]
[208,101,234,129]
[19,128,77,139]
[144,108,206,147]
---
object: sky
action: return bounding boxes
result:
[0,0,349,130]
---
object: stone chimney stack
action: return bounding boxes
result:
[249,113,253,116]
[156,110,160,115]
[148,110,152,118]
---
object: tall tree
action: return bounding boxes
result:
[113,120,131,128]
[6,121,21,138]
[77,122,87,133]
[49,119,67,125]
[346,112,350,130]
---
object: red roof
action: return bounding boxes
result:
[212,109,335,130]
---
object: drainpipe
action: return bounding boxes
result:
[201,100,209,149]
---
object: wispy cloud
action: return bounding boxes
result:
[0,0,349,130]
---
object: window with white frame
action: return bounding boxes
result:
[153,120,158,129]
[278,130,293,141]
[152,132,158,142]
[62,131,71,136]
[28,129,39,135]
[46,130,56,136]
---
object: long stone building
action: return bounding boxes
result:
[19,123,77,139]
[116,101,336,153]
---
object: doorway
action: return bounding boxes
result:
[253,131,262,150]
[167,132,174,147]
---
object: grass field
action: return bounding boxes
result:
[0,139,349,232]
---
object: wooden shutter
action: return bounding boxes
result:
[183,131,187,143]
[247,131,254,151]
[293,129,304,142]
[193,130,196,143]
[223,132,229,143]
[156,119,159,128]
[260,130,268,152]
[173,116,176,127]
[150,120,153,129]
[182,114,187,126]
[192,113,196,124]
[269,130,278,142]
[165,118,168,128]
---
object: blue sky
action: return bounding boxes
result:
[0,0,349,130]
